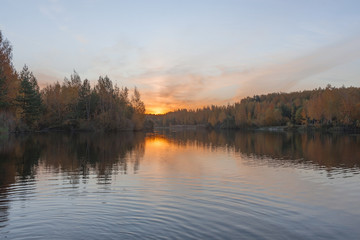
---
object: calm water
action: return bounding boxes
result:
[0,130,360,239]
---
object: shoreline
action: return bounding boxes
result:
[1,124,360,135]
[155,124,360,134]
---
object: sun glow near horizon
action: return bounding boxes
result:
[2,0,360,114]
[146,107,168,115]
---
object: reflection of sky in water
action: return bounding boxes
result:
[0,131,360,239]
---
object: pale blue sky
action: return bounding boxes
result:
[1,0,360,113]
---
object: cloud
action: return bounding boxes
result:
[133,34,360,113]
[74,34,88,44]
[30,32,360,114]
[132,67,239,113]
[229,34,360,98]
[39,1,89,46]
[33,67,66,89]
[39,0,63,21]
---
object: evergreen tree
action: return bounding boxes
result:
[16,65,43,128]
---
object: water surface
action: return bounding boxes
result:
[0,130,360,239]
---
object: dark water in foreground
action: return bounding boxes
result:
[0,130,360,239]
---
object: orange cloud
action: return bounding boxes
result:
[33,34,360,114]
[136,34,360,113]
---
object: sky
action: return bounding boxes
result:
[1,0,360,114]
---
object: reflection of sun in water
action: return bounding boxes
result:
[146,137,170,149]
[143,135,212,176]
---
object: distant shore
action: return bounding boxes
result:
[154,124,360,134]
[1,125,359,136]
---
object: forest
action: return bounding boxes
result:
[152,86,360,131]
[0,30,146,133]
[1,29,360,133]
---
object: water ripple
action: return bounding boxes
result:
[1,132,360,239]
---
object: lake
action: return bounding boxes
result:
[0,130,360,239]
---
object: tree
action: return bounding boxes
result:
[0,30,19,111]
[295,107,304,125]
[16,65,42,128]
[131,87,145,130]
[95,76,114,114]
[0,66,8,108]
[61,71,82,119]
[78,79,92,120]
[42,81,65,125]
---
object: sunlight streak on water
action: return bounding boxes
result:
[0,131,360,239]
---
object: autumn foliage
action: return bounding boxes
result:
[40,73,145,131]
[0,30,145,132]
[154,85,360,131]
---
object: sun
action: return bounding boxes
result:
[146,107,167,115]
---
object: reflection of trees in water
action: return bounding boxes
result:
[157,129,360,170]
[0,132,146,226]
[47,133,145,185]
[38,132,145,184]
[0,145,13,228]
[0,130,359,225]
[0,135,42,228]
[235,132,360,170]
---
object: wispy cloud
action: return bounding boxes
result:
[32,29,360,114]
[230,34,360,98]
[39,0,63,21]
[74,34,88,45]
[35,70,63,88]
[39,0,89,45]
[133,34,360,113]
[135,73,207,112]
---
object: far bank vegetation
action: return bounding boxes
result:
[151,86,360,132]
[0,30,146,132]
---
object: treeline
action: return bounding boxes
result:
[0,30,146,132]
[40,72,145,131]
[153,86,360,130]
